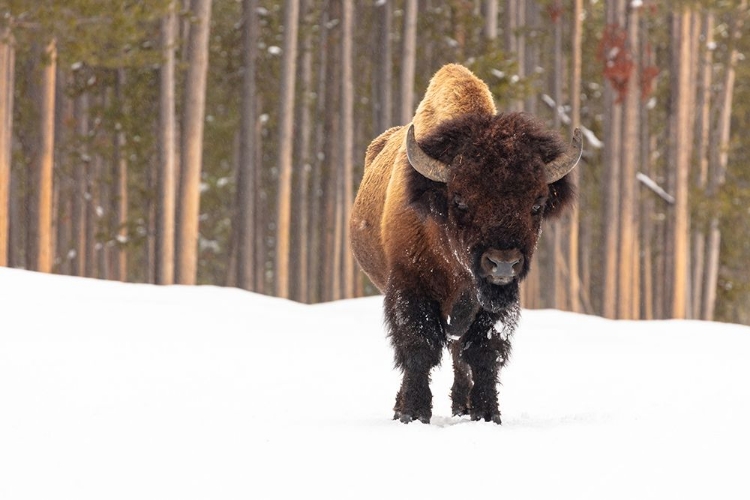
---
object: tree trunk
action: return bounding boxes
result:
[567,0,583,313]
[176,0,212,285]
[236,0,258,292]
[504,0,517,54]
[692,11,714,318]
[670,10,693,319]
[309,5,330,303]
[84,144,98,278]
[400,0,417,125]
[321,0,341,301]
[484,0,498,41]
[72,87,88,276]
[0,28,13,267]
[291,0,314,302]
[617,3,640,319]
[376,0,392,134]
[253,95,265,293]
[156,2,177,285]
[30,38,57,273]
[95,151,107,279]
[601,0,624,318]
[640,70,655,319]
[703,1,745,320]
[550,2,564,310]
[340,0,355,298]
[113,69,128,282]
[54,71,73,276]
[274,0,300,298]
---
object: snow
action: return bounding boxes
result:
[637,172,676,204]
[1,267,749,500]
[541,93,603,149]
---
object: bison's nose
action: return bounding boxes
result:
[480,249,524,284]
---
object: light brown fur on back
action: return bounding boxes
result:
[412,64,496,141]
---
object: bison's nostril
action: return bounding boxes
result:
[481,251,524,279]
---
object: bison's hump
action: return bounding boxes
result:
[412,64,497,140]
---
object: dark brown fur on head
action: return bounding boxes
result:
[407,112,575,219]
[406,111,575,292]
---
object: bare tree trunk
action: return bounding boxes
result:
[376,0,392,133]
[96,151,108,280]
[550,2,564,310]
[8,154,20,268]
[504,0,517,54]
[290,0,314,301]
[618,2,640,319]
[567,0,583,313]
[484,0,498,40]
[275,0,300,298]
[670,9,693,319]
[602,123,622,318]
[54,70,73,276]
[72,88,88,276]
[253,97,265,293]
[601,1,624,318]
[84,146,98,278]
[322,1,341,301]
[176,0,212,285]
[236,0,258,292]
[0,28,13,267]
[400,0,417,125]
[30,38,57,273]
[341,0,355,298]
[309,5,330,302]
[505,0,522,112]
[156,1,177,285]
[640,78,655,319]
[692,11,714,318]
[114,69,128,281]
[703,0,745,320]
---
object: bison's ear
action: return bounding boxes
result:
[544,176,576,219]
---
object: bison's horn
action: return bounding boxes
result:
[405,124,450,183]
[545,128,583,184]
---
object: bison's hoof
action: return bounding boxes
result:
[471,412,502,425]
[394,411,430,424]
[452,404,471,417]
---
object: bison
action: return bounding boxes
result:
[350,64,582,424]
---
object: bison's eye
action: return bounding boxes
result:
[531,196,547,216]
[453,195,468,211]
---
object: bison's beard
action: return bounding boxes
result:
[475,278,520,315]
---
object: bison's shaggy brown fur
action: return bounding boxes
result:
[350,64,581,424]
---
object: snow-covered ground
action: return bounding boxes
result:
[1,267,749,499]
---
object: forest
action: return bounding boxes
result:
[0,0,748,324]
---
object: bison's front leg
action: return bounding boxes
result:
[450,341,473,416]
[384,287,445,424]
[461,310,511,424]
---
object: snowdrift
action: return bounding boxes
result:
[1,267,749,499]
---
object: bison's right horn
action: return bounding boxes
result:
[405,124,450,183]
[545,128,583,184]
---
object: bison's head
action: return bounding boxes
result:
[405,112,582,313]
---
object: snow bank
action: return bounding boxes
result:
[1,268,749,499]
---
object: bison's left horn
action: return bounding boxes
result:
[545,128,583,184]
[405,124,450,183]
